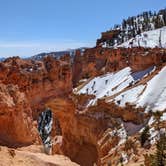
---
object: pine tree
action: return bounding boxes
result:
[122,19,127,30]
[103,8,166,47]
[153,111,163,131]
[140,125,150,147]
[154,133,166,166]
[159,30,162,48]
[143,134,166,166]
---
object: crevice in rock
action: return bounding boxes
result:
[71,143,98,166]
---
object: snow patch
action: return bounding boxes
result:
[160,112,166,121]
[113,85,145,107]
[137,66,166,112]
[118,27,166,48]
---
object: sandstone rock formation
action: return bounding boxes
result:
[0,46,166,166]
[72,47,166,86]
[0,83,37,147]
[96,30,120,47]
[0,56,72,147]
[0,145,79,166]
[46,95,148,166]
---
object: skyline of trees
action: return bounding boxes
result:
[105,8,166,47]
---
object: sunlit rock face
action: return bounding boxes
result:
[0,83,38,147]
[0,43,165,165]
[0,56,72,147]
[46,96,148,166]
[0,56,72,117]
[72,47,166,86]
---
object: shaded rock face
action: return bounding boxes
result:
[46,98,99,165]
[46,97,147,166]
[0,83,37,147]
[72,47,166,86]
[0,56,72,147]
[96,30,120,47]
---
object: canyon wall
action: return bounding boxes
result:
[46,96,147,166]
[0,56,72,146]
[72,47,166,86]
[0,46,166,164]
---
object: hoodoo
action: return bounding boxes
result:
[0,4,166,166]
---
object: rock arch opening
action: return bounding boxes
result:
[38,108,53,154]
[37,108,63,155]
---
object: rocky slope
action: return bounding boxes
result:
[0,145,78,166]
[72,47,166,86]
[96,8,166,47]
[73,63,166,165]
[0,55,72,147]
[0,47,166,166]
[0,12,166,166]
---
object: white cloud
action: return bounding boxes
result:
[0,40,94,58]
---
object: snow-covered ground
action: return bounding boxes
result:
[113,66,166,111]
[161,112,166,121]
[137,66,166,112]
[118,26,166,48]
[78,67,134,101]
[76,65,166,112]
[77,67,137,106]
[113,85,145,107]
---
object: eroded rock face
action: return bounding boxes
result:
[96,30,120,47]
[47,98,99,165]
[0,83,37,147]
[0,56,72,147]
[72,47,166,86]
[0,46,166,165]
[46,96,147,166]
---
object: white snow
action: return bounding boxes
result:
[77,64,166,111]
[121,152,128,165]
[149,127,159,144]
[148,116,155,126]
[160,112,166,121]
[118,27,166,48]
[117,124,127,145]
[113,85,145,107]
[45,118,53,135]
[78,67,134,105]
[113,66,166,111]
[79,79,88,83]
[137,66,166,112]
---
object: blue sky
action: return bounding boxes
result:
[0,0,165,58]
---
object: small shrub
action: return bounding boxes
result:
[8,149,16,158]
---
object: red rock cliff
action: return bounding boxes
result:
[72,47,166,86]
[0,56,72,146]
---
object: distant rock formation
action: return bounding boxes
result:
[72,47,166,86]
